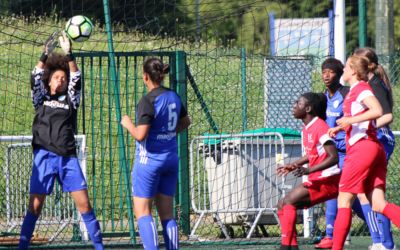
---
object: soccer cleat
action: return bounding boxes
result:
[382,245,397,250]
[314,236,333,249]
[368,243,382,250]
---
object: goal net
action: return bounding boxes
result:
[0,135,88,243]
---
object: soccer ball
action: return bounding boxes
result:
[65,15,93,42]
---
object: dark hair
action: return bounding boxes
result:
[143,57,170,84]
[301,92,327,120]
[42,53,70,92]
[321,58,344,77]
[353,47,392,93]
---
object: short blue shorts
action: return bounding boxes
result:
[30,148,87,195]
[132,153,179,198]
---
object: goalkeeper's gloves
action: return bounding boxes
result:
[44,31,58,55]
[59,31,72,55]
[40,31,58,62]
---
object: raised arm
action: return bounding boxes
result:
[31,32,58,108]
[59,31,81,109]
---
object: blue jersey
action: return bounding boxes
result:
[325,85,349,152]
[135,87,187,159]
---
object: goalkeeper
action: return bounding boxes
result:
[19,32,104,250]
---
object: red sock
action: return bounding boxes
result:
[383,203,400,228]
[332,208,352,250]
[278,209,285,242]
[281,205,298,246]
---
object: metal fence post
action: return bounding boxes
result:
[102,0,136,243]
[175,51,190,235]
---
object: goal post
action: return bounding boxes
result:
[0,135,88,243]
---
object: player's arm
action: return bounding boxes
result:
[121,97,153,141]
[176,116,191,133]
[59,31,82,109]
[121,115,150,141]
[276,155,308,176]
[294,140,338,177]
[336,95,382,129]
[176,101,191,133]
[376,114,393,128]
[328,126,342,137]
[31,33,58,108]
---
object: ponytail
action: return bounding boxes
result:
[375,64,392,92]
[143,57,170,84]
[354,47,392,94]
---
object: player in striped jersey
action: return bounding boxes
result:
[329,55,400,250]
[277,92,340,250]
[121,57,191,250]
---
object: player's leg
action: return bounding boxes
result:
[332,192,356,250]
[315,199,337,249]
[70,190,103,250]
[369,187,400,229]
[20,148,55,250]
[156,194,178,250]
[156,153,179,250]
[357,193,381,247]
[277,184,310,250]
[19,194,46,250]
[134,196,158,250]
[351,198,365,220]
[61,156,103,250]
[132,159,162,250]
[376,130,396,250]
[314,151,344,249]
[333,140,382,250]
[366,145,400,231]
[325,199,338,238]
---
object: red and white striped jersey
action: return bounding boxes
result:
[302,117,340,181]
[343,81,378,146]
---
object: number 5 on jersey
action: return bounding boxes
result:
[168,103,178,131]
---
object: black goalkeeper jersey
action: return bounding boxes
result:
[31,67,81,157]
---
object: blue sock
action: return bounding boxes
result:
[325,199,337,239]
[19,211,39,250]
[138,215,159,250]
[361,203,380,244]
[161,219,179,250]
[377,213,394,249]
[81,210,103,250]
[352,198,365,221]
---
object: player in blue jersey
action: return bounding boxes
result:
[354,47,396,250]
[314,58,349,249]
[19,32,103,250]
[121,57,191,250]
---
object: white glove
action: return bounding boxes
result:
[59,31,72,55]
[44,31,58,55]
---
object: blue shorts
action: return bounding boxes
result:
[30,148,87,195]
[132,153,179,198]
